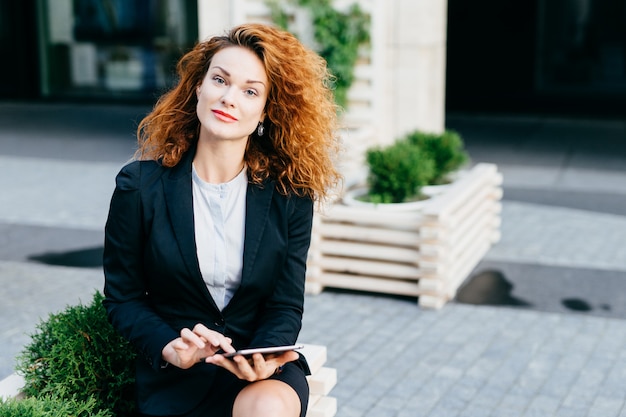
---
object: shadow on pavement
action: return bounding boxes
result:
[455,269,533,307]
[29,246,103,268]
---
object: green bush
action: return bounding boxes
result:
[405,129,469,184]
[15,292,136,417]
[0,395,112,417]
[365,139,435,204]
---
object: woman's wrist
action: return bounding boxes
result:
[161,342,179,368]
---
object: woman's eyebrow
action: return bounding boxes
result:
[213,66,266,87]
[213,66,230,76]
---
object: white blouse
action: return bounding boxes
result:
[192,165,247,311]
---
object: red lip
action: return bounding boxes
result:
[212,109,238,121]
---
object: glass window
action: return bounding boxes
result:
[37,0,198,100]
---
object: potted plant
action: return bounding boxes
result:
[360,137,435,204]
[306,130,502,309]
[344,129,469,207]
[405,129,470,185]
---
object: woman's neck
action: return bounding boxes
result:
[193,139,246,184]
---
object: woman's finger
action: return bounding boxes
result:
[171,338,189,351]
[180,327,206,349]
[205,353,258,381]
[234,355,260,381]
[206,354,242,375]
[191,324,234,353]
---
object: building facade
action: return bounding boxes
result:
[0,0,198,102]
[1,0,625,117]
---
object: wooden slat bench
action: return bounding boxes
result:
[0,343,337,417]
[300,344,338,417]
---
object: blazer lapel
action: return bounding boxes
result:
[241,179,274,283]
[162,148,220,311]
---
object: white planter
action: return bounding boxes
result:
[342,187,431,211]
[306,163,503,309]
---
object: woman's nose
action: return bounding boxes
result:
[221,87,236,107]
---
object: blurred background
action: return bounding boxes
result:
[0,0,197,102]
[1,0,625,115]
[0,0,625,318]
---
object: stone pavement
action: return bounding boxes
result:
[1,102,626,416]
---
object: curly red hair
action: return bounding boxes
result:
[136,23,341,200]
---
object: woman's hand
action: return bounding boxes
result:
[205,350,299,381]
[161,324,235,370]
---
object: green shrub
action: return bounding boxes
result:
[15,292,136,416]
[405,129,469,184]
[0,395,112,417]
[365,139,435,203]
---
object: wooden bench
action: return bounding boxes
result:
[0,344,337,417]
[300,344,337,417]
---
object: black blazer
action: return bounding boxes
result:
[103,147,312,415]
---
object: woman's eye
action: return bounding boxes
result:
[213,76,225,84]
[245,89,258,97]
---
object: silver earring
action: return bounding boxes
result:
[257,122,264,136]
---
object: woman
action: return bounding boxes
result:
[103,23,340,417]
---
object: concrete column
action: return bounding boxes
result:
[196,0,448,142]
[385,0,448,138]
[197,0,232,40]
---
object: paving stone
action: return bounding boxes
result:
[587,397,625,417]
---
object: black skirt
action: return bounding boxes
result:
[139,361,309,417]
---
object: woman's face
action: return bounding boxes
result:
[196,46,268,144]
